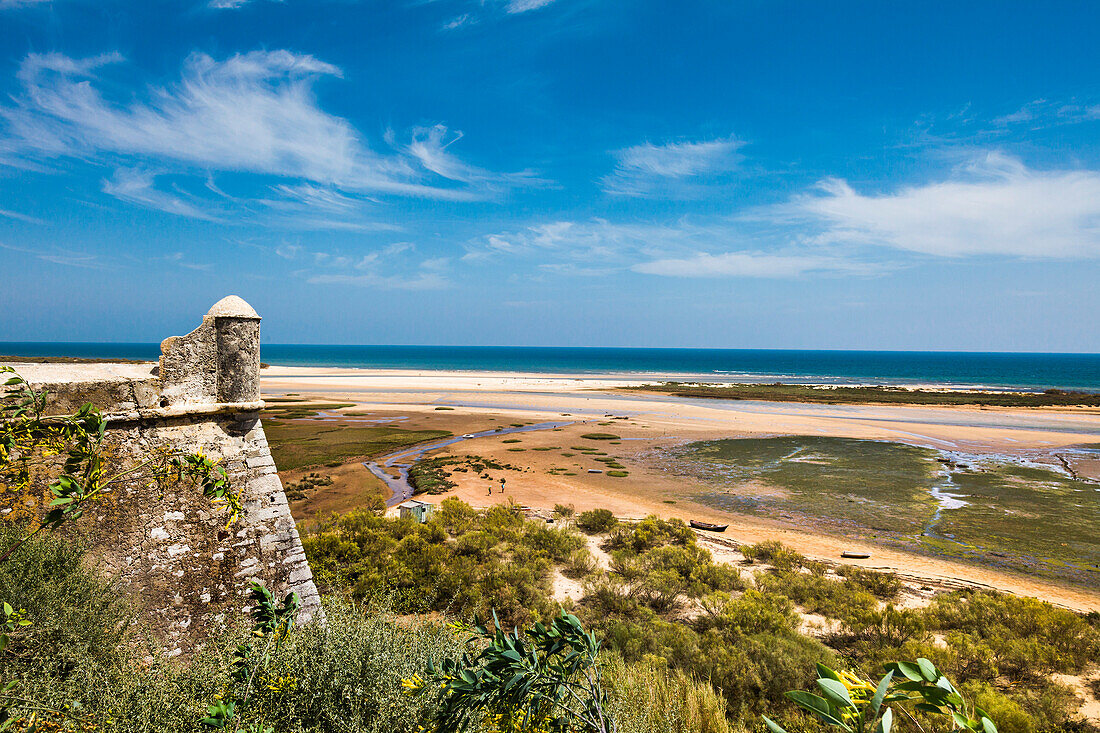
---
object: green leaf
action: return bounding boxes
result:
[951,712,972,729]
[874,707,893,733]
[818,678,858,711]
[817,663,843,682]
[917,658,939,682]
[981,716,998,733]
[870,670,894,716]
[762,716,789,733]
[894,662,923,681]
[787,691,851,729]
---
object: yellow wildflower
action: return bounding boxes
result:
[401,674,425,694]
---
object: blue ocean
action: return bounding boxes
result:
[2,343,1099,392]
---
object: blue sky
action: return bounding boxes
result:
[1,0,1099,350]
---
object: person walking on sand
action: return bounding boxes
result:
[500,477,506,493]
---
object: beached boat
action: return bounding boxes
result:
[689,520,728,532]
[841,551,871,559]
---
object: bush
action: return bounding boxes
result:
[836,565,902,600]
[602,652,736,733]
[1,539,467,733]
[739,540,805,571]
[756,571,878,623]
[0,525,132,679]
[606,516,694,553]
[563,548,598,579]
[553,503,576,518]
[303,501,590,627]
[577,508,618,534]
[581,433,621,440]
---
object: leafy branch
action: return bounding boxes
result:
[407,609,616,733]
[200,581,301,733]
[763,659,997,733]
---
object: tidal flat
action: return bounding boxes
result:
[671,436,1100,587]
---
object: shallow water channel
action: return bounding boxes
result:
[365,421,574,505]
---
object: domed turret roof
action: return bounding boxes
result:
[206,295,260,319]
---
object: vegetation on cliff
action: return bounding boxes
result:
[303,503,1100,733]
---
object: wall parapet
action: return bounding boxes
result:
[0,296,321,656]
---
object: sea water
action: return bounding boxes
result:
[2,343,1099,392]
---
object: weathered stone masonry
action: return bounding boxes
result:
[0,297,321,656]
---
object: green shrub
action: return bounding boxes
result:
[302,501,590,627]
[606,516,694,553]
[577,509,618,534]
[836,565,902,600]
[0,525,132,679]
[602,652,738,733]
[553,503,576,518]
[739,540,805,571]
[563,548,598,579]
[756,571,878,623]
[581,433,621,440]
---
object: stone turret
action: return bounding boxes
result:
[1,297,321,656]
[159,296,262,408]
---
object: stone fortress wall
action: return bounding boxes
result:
[0,296,321,656]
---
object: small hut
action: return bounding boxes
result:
[399,499,434,523]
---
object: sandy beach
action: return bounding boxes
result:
[262,365,1100,612]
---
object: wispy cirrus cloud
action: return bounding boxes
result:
[102,168,225,222]
[601,136,746,197]
[0,241,101,269]
[467,218,871,279]
[631,251,857,278]
[506,0,556,12]
[993,98,1100,129]
[468,151,1100,281]
[407,124,543,190]
[287,240,450,289]
[0,49,536,223]
[0,0,51,8]
[773,152,1100,258]
[0,207,46,225]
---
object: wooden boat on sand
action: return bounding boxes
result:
[689,520,728,532]
[840,551,871,559]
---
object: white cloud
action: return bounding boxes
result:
[408,123,544,191]
[506,0,556,12]
[781,152,1100,258]
[0,241,100,268]
[1,50,531,218]
[442,13,474,30]
[0,208,46,225]
[308,270,447,290]
[303,241,448,289]
[994,98,1100,128]
[632,252,855,278]
[602,136,745,196]
[102,168,224,221]
[5,50,371,181]
[469,218,871,279]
